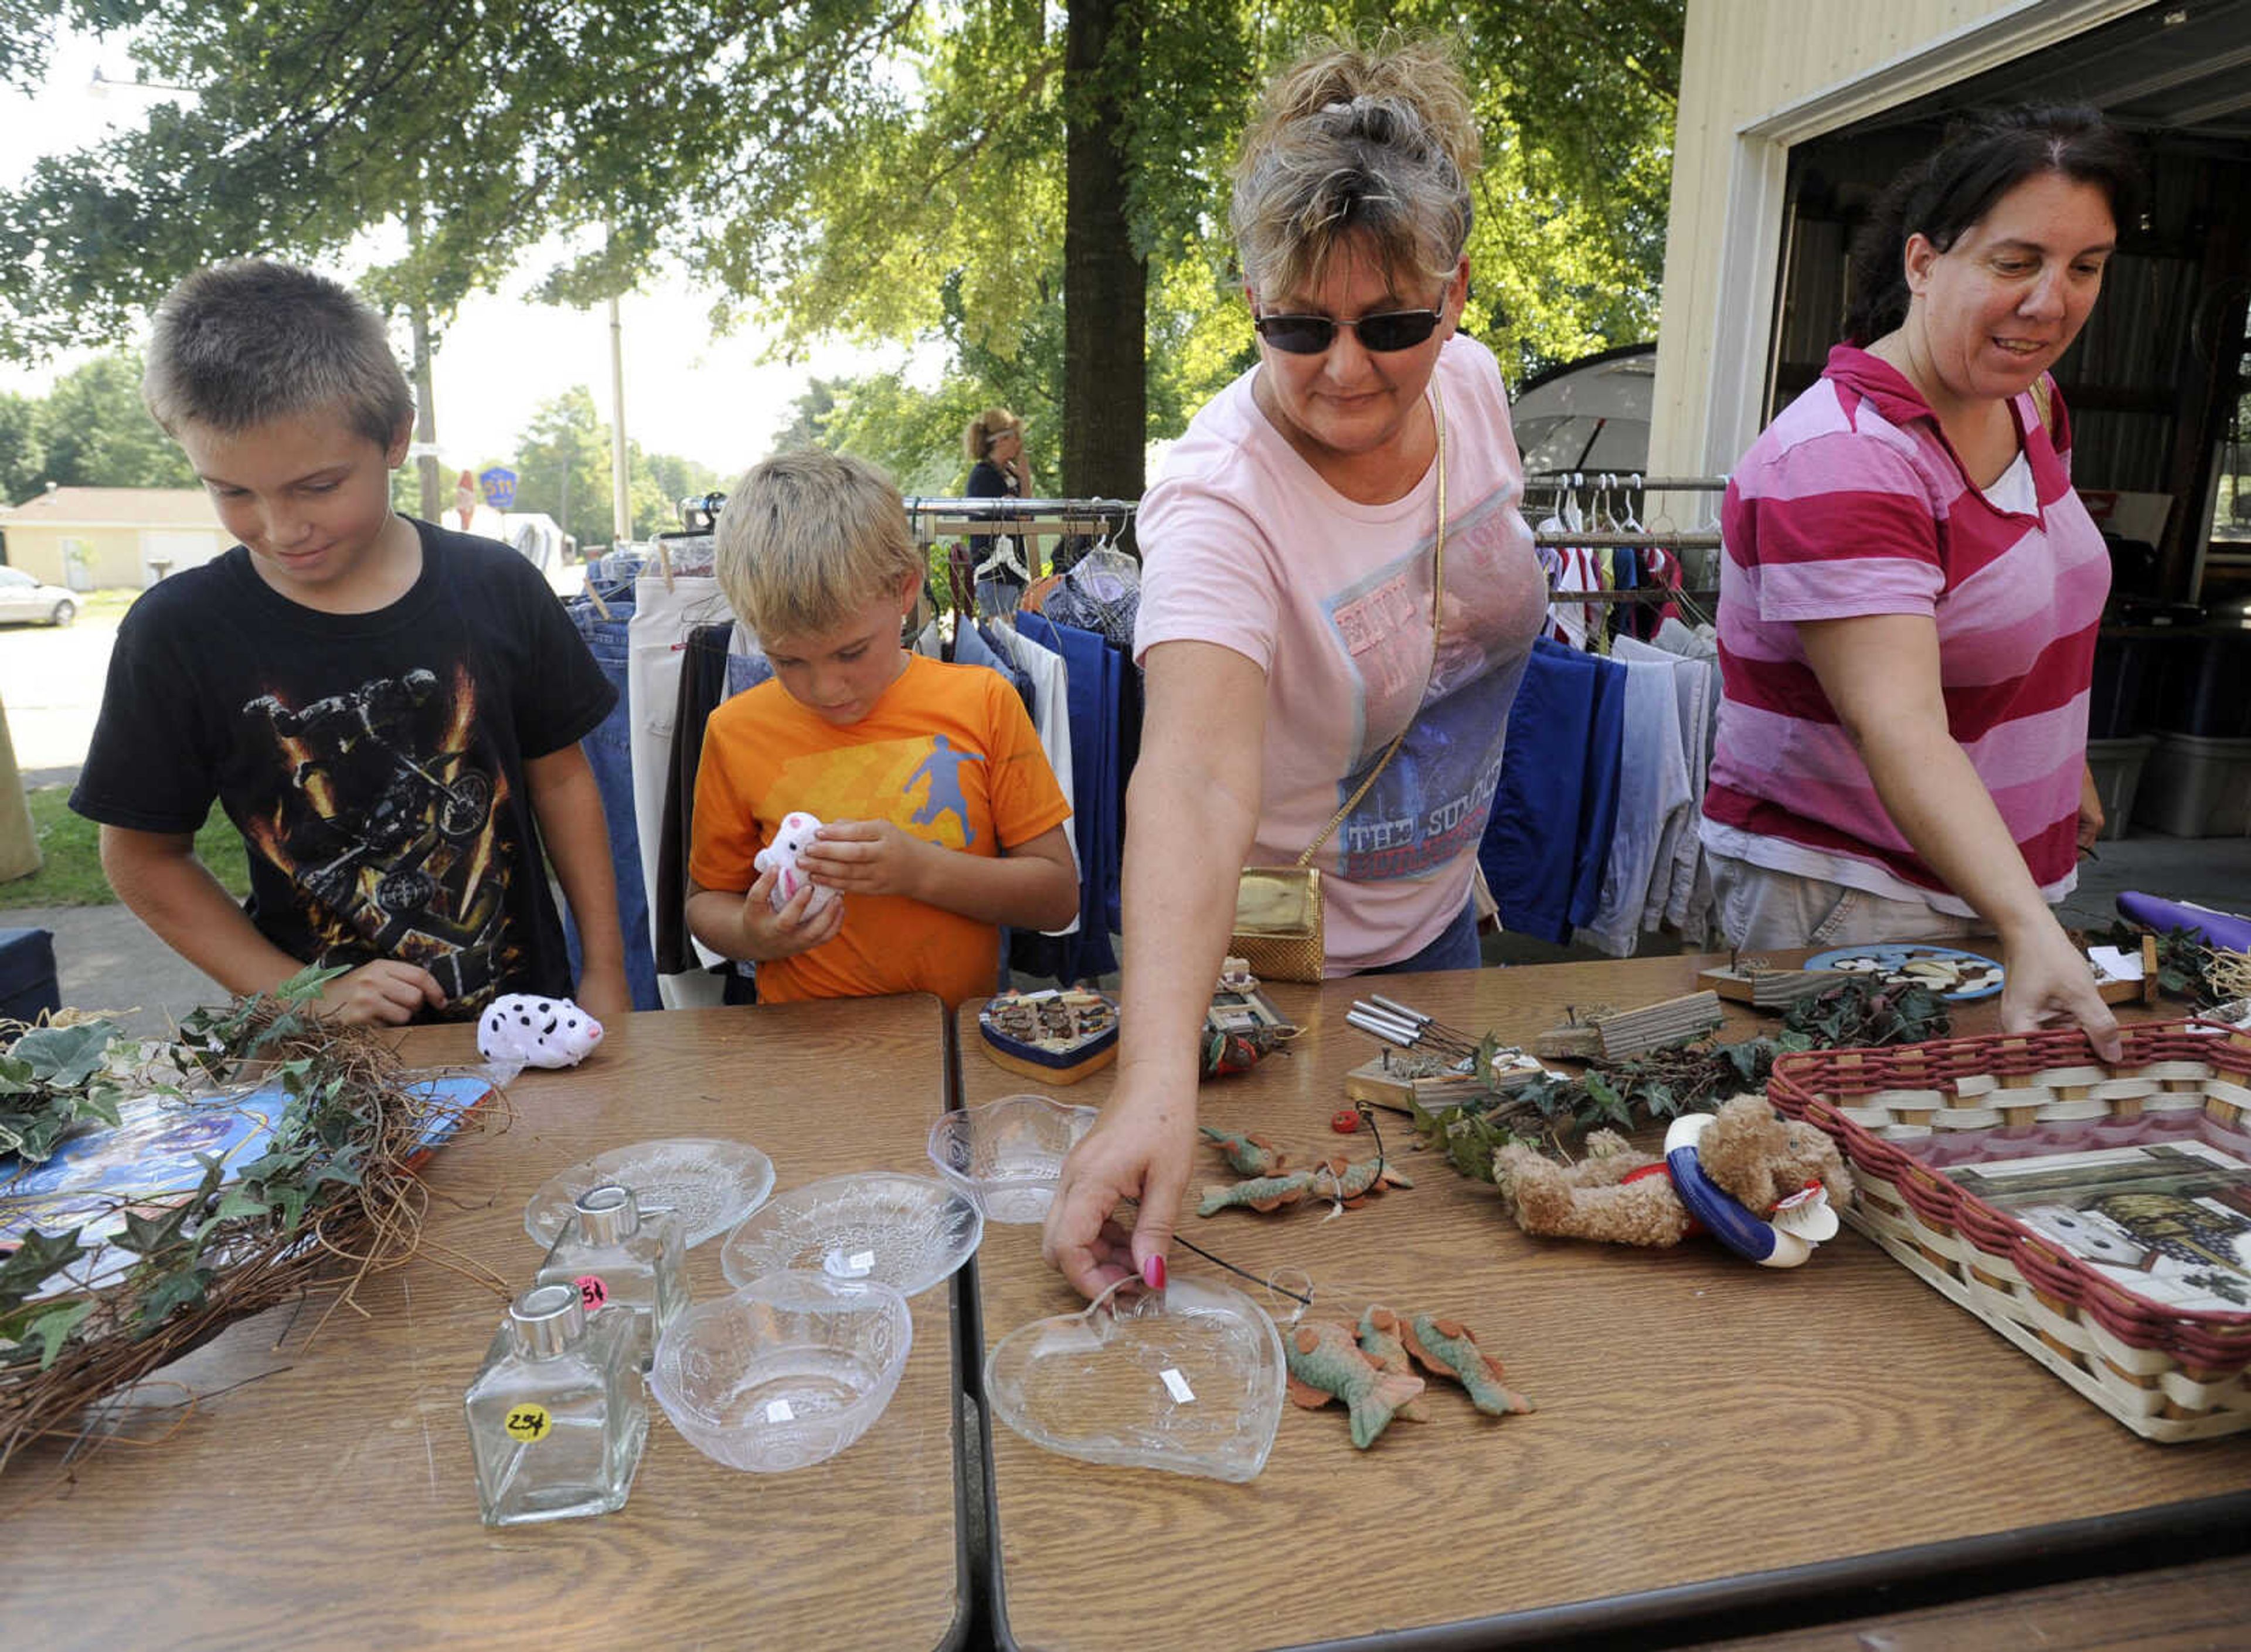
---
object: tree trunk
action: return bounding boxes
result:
[404,197,441,522]
[1062,0,1145,503]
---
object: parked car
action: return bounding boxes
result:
[0,566,76,627]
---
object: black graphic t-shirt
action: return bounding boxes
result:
[73,520,616,1018]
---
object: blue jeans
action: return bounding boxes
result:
[565,591,664,1011]
[1364,898,1482,976]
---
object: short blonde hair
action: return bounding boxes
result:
[1231,35,1480,302]
[961,406,1024,463]
[715,450,919,640]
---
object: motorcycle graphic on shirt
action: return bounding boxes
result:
[241,664,520,1006]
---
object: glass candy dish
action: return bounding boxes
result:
[720,1172,983,1297]
[926,1094,1098,1223]
[524,1137,775,1249]
[984,1274,1287,1483]
[650,1272,913,1473]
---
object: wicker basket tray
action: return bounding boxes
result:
[1767,1021,2251,1443]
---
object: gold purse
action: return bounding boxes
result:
[1226,384,1448,984]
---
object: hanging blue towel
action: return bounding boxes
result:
[1014,613,1120,981]
[1480,637,1627,944]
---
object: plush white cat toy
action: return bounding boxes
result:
[754,810,841,916]
[477,995,605,1068]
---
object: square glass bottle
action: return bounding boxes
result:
[536,1183,688,1371]
[464,1282,648,1526]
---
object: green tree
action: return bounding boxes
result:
[0,392,42,506]
[511,389,614,553]
[33,354,196,489]
[3,2,1683,506]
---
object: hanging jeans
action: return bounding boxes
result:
[565,587,662,1011]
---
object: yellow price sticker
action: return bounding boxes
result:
[504,1404,552,1443]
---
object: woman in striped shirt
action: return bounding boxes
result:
[1701,107,2140,1058]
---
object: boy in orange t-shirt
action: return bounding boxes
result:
[686,450,1077,1008]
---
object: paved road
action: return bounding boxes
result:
[0,611,117,774]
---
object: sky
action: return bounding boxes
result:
[0,31,936,478]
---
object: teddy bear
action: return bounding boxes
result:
[477,995,605,1068]
[1492,1093,1854,1267]
[754,811,841,916]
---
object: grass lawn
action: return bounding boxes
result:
[1,786,251,909]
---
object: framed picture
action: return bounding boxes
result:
[1946,1140,2251,1313]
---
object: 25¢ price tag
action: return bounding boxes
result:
[504,1404,552,1443]
[573,1274,609,1312]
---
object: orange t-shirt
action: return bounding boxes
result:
[689,653,1072,1009]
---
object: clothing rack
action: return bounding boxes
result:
[1530,529,1723,549]
[904,495,1139,555]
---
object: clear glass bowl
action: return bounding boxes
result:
[984,1275,1287,1483]
[524,1137,775,1249]
[926,1094,1098,1223]
[719,1172,984,1297]
[650,1272,912,1473]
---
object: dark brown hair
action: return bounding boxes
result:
[1845,106,2141,345]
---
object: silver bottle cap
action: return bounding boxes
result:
[510,1282,587,1357]
[573,1183,640,1247]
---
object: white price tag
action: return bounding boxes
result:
[1159,1367,1195,1403]
[765,1399,795,1423]
[848,1250,876,1273]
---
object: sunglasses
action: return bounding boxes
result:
[1252,304,1446,355]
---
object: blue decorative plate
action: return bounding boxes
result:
[1804,943,2005,1001]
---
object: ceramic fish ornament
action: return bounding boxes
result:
[1403,1316,1533,1418]
[1356,1307,1431,1423]
[1308,1155,1413,1208]
[1285,1319,1425,1449]
[1199,1124,1289,1178]
[1197,1168,1315,1217]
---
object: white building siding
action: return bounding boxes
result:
[1650,0,2145,492]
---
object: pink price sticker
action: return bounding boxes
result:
[574,1274,609,1312]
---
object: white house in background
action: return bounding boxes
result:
[1651,0,2251,600]
[0,487,227,590]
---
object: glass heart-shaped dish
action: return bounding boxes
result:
[984,1274,1286,1483]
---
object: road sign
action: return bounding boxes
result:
[479,467,519,510]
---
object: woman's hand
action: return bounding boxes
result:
[1043,1075,1199,1299]
[799,819,934,900]
[1997,910,2121,1061]
[740,869,845,960]
[2077,763,2106,853]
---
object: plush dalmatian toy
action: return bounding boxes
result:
[753,810,841,917]
[477,995,606,1069]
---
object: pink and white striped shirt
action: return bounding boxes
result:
[1701,345,2110,913]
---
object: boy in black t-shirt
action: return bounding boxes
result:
[72,260,629,1026]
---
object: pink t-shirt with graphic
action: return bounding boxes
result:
[1701,345,2110,912]
[1135,334,1548,973]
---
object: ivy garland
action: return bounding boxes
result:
[1,969,490,1472]
[1409,977,1953,1187]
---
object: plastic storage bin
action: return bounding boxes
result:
[0,927,59,1024]
[2086,635,2153,739]
[2083,735,2157,841]
[2131,732,2251,837]
[2153,635,2251,738]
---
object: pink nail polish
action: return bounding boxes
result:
[1143,1255,1167,1290]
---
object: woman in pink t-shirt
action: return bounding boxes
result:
[1701,107,2140,1058]
[1043,37,1545,1300]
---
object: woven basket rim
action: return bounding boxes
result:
[1769,1018,2251,1358]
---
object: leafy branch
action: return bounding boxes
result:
[1410,977,1951,1185]
[1,967,487,1469]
